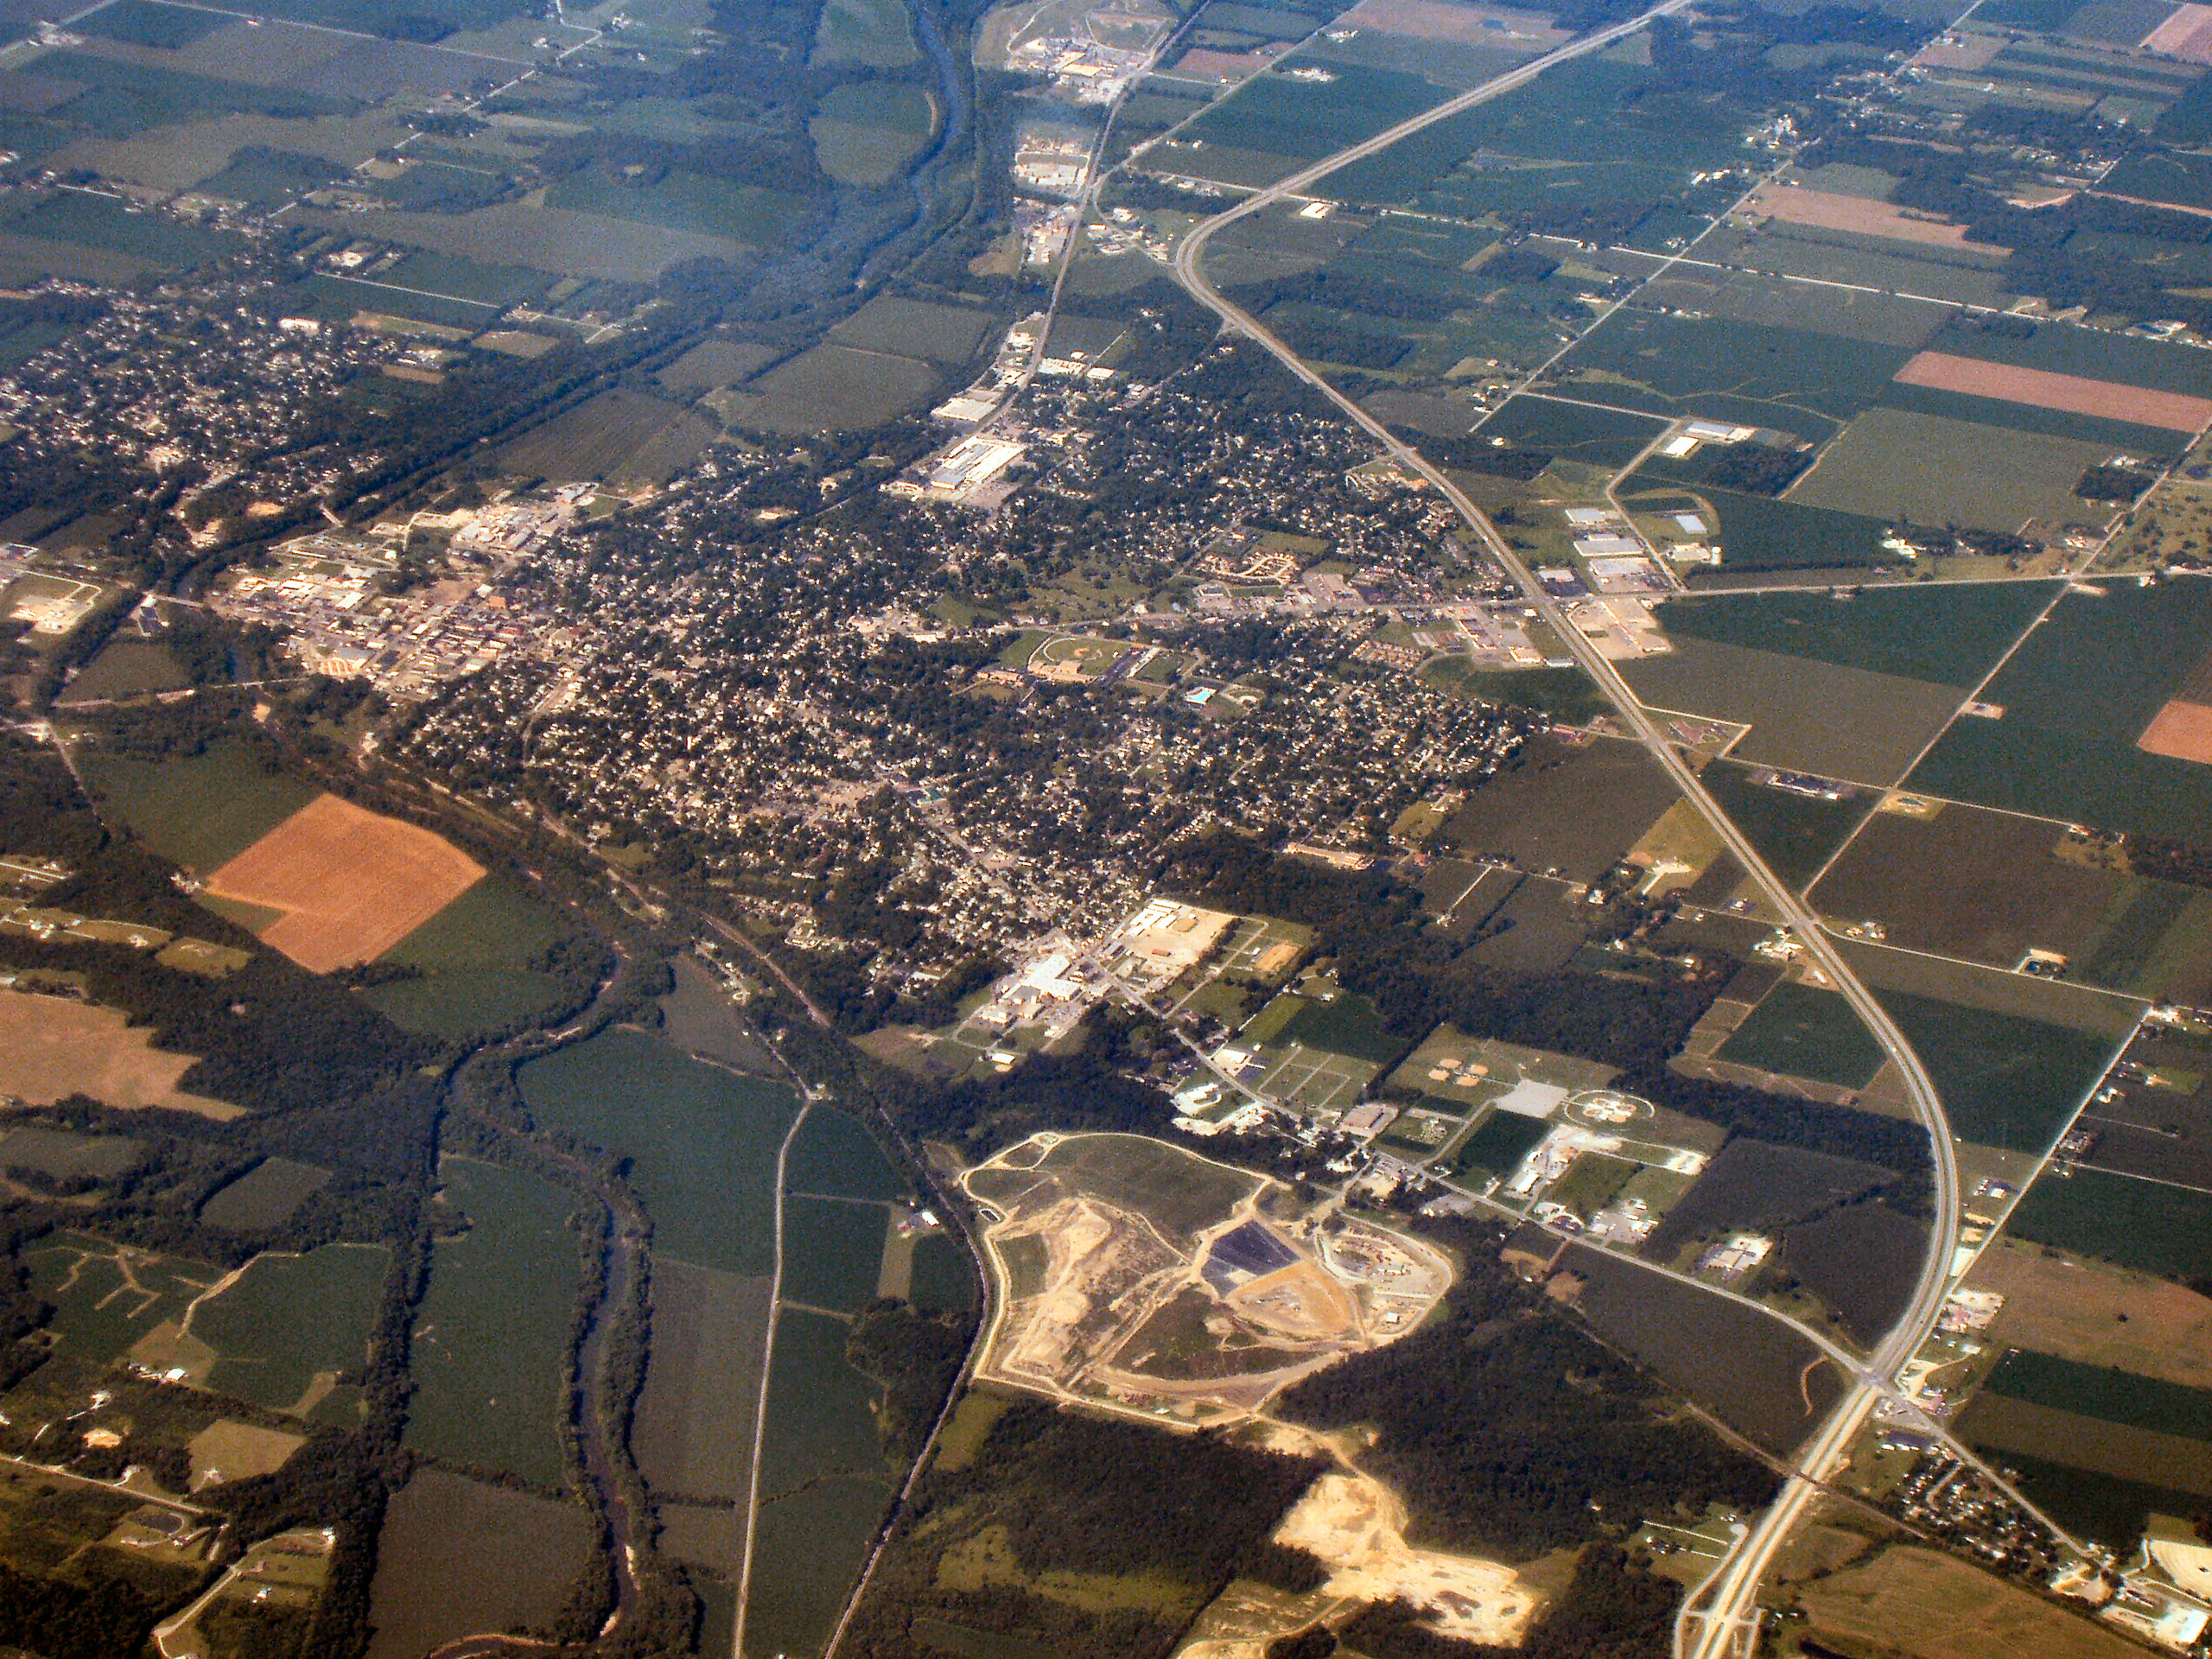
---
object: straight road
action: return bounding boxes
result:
[1162,16,1963,1656]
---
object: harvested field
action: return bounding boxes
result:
[1793,1545,2150,1659]
[1894,349,2212,433]
[1748,182,2002,249]
[633,1256,771,1501]
[364,1469,593,1659]
[2144,0,2212,60]
[203,792,482,974]
[0,990,238,1117]
[1967,1239,2212,1390]
[2139,696,2212,762]
[1331,0,1567,46]
[187,1418,303,1488]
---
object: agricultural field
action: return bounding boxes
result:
[1787,1544,2150,1659]
[363,1468,594,1659]
[192,1243,389,1414]
[2005,1164,2212,1286]
[1624,483,1894,580]
[197,1157,331,1231]
[1779,1198,1926,1346]
[1558,1243,1840,1454]
[1712,979,1886,1091]
[2063,1026,2212,1190]
[780,1194,892,1313]
[784,1104,907,1201]
[0,989,238,1117]
[1694,762,1870,890]
[1789,407,2127,537]
[76,741,317,876]
[1548,310,1912,433]
[357,871,579,1037]
[746,1307,896,1656]
[1810,802,2212,1002]
[810,82,936,184]
[1654,583,2062,692]
[495,387,719,486]
[1623,639,1966,785]
[1437,731,1679,881]
[200,792,484,974]
[1966,1238,2212,1391]
[716,341,942,434]
[23,1234,220,1366]
[1861,980,2120,1154]
[632,1255,771,1503]
[1905,578,2212,843]
[518,1028,800,1274]
[1642,1138,1897,1265]
[406,1157,580,1487]
[0,1124,143,1182]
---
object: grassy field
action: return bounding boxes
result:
[80,0,229,46]
[196,1243,388,1412]
[1792,1543,2149,1658]
[59,637,192,702]
[781,1195,890,1313]
[1873,989,2113,1153]
[1970,1239,2212,1390]
[1653,582,2055,688]
[829,295,995,363]
[720,342,940,435]
[1441,1109,1550,1180]
[406,1158,579,1487]
[1471,395,1668,470]
[1629,480,1894,575]
[1552,309,1910,428]
[0,990,237,1116]
[359,872,575,1038]
[1791,406,2122,535]
[519,1028,800,1274]
[633,1255,771,1501]
[1440,731,1679,880]
[1624,639,1963,784]
[1695,763,1869,889]
[23,1234,218,1365]
[543,169,795,246]
[2006,1166,2212,1285]
[0,1125,142,1181]
[813,0,918,65]
[198,1156,330,1230]
[1421,658,1611,724]
[1010,1134,1262,1242]
[785,1106,906,1201]
[76,741,316,874]
[747,1308,893,1654]
[496,386,717,486]
[1982,1348,2212,1440]
[1713,980,1885,1089]
[17,50,357,138]
[811,81,933,185]
[363,1468,593,1659]
[908,1232,977,1313]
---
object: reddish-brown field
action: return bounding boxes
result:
[204,794,482,974]
[1967,1240,2212,1390]
[1176,46,1279,79]
[2145,2,2212,62]
[1895,350,2212,433]
[2139,699,2212,762]
[1334,0,1568,46]
[1748,184,2002,249]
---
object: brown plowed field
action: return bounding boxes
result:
[2145,1,2212,62]
[1895,349,2212,433]
[1748,184,2002,250]
[1967,1240,2212,1390]
[204,793,483,973]
[1335,0,1568,46]
[2139,698,2212,762]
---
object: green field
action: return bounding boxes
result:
[1013,1134,1261,1240]
[747,1308,893,1655]
[1176,59,1449,169]
[76,741,316,874]
[379,248,550,308]
[780,1195,888,1313]
[1983,1349,2212,1440]
[1790,407,2122,535]
[829,293,994,362]
[1905,579,2212,842]
[360,873,575,1038]
[1696,764,1870,888]
[519,1029,800,1274]
[1874,990,2115,1153]
[1930,314,2212,397]
[811,81,934,185]
[198,1156,331,1230]
[543,170,795,245]
[1471,395,1668,469]
[1714,981,1885,1090]
[1554,309,1910,429]
[1654,582,2056,688]
[196,1243,388,1411]
[785,1107,906,1201]
[407,1158,579,1487]
[22,50,357,138]
[80,0,229,46]
[1442,1108,1551,1180]
[0,1126,142,1181]
[1624,482,1892,575]
[1421,659,1611,723]
[1989,1449,2212,1552]
[2005,1166,2212,1283]
[908,1232,977,1313]
[812,0,918,65]
[720,341,940,434]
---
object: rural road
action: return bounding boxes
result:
[1161,18,1966,1656]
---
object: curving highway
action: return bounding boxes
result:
[1160,19,1964,1656]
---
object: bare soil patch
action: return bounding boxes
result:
[2139,698,2212,763]
[1749,184,2004,250]
[0,991,238,1118]
[203,793,482,974]
[1333,0,1567,45]
[2145,1,2212,61]
[1895,349,2212,433]
[1796,1544,2150,1659]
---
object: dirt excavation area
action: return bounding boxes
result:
[1277,1472,1538,1644]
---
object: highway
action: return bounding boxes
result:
[1162,16,1964,1655]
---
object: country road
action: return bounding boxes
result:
[1161,18,1965,1654]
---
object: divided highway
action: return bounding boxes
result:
[1161,22,1964,1656]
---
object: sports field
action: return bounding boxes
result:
[204,792,484,973]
